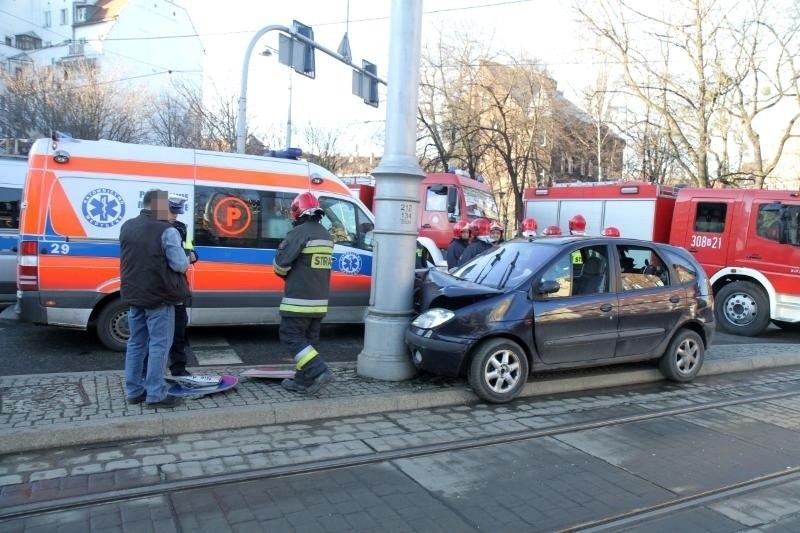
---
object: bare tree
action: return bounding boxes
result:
[0,61,148,142]
[302,124,342,173]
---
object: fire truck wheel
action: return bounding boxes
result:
[468,338,529,404]
[772,320,800,332]
[715,281,770,336]
[96,298,130,352]
[658,329,704,382]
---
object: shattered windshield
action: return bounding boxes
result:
[451,241,558,289]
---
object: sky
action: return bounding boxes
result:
[178,0,594,155]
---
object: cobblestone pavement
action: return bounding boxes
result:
[1,343,800,457]
[2,366,800,531]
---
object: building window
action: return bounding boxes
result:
[60,8,68,25]
[75,6,88,22]
[44,11,51,28]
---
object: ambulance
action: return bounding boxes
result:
[17,134,441,351]
[0,155,27,301]
[524,181,800,336]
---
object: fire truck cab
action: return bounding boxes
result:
[348,169,500,250]
[524,182,800,336]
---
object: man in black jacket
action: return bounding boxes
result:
[273,192,335,395]
[121,189,189,408]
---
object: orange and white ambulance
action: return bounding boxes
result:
[17,134,440,351]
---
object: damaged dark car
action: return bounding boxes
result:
[406,236,715,403]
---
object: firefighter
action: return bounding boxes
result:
[273,192,335,395]
[458,218,493,265]
[568,214,587,235]
[602,226,621,237]
[542,225,562,236]
[488,221,505,245]
[165,195,198,376]
[445,220,471,269]
[520,217,538,238]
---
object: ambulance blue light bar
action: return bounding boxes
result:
[264,148,303,160]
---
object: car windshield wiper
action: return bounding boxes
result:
[497,251,520,289]
[475,248,504,285]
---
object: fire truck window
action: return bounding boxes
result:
[756,204,795,243]
[694,202,727,233]
[617,245,668,290]
[425,186,448,212]
[0,187,21,230]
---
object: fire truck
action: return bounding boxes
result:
[347,169,501,250]
[523,181,800,336]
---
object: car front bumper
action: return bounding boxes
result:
[405,326,474,377]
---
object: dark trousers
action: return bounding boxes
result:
[168,304,189,375]
[279,315,322,356]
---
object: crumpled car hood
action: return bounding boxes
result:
[415,268,502,312]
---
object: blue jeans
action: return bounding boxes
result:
[125,304,175,402]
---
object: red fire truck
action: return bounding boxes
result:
[524,181,800,336]
[348,169,500,250]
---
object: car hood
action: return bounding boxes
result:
[415,268,503,312]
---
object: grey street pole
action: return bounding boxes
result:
[286,70,293,148]
[236,24,287,154]
[357,0,424,381]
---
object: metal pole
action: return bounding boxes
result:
[286,71,293,148]
[236,24,287,154]
[357,0,424,381]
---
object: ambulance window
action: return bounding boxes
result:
[0,187,21,230]
[693,202,726,233]
[193,186,294,248]
[318,197,374,251]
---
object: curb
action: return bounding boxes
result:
[3,352,800,455]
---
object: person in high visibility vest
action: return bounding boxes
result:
[166,195,198,377]
[273,192,335,395]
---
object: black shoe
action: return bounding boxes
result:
[126,393,146,405]
[145,395,183,408]
[281,369,334,395]
[171,369,192,377]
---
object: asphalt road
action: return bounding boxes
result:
[2,301,799,376]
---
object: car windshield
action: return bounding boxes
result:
[451,240,558,289]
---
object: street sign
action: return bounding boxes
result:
[277,21,315,79]
[352,60,379,108]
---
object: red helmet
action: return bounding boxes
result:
[601,226,621,237]
[290,192,323,222]
[568,214,587,234]
[470,218,491,237]
[521,218,538,237]
[453,220,471,238]
[542,225,562,236]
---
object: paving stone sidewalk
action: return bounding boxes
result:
[1,342,799,455]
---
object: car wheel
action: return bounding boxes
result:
[658,329,704,382]
[468,338,529,404]
[772,320,800,332]
[96,298,130,352]
[715,281,770,336]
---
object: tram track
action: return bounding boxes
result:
[3,385,800,523]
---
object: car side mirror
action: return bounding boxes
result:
[537,279,560,295]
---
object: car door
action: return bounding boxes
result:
[615,244,687,357]
[533,244,618,364]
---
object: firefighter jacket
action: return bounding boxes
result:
[458,239,492,266]
[273,218,334,317]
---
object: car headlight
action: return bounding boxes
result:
[411,308,455,329]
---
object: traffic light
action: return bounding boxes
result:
[352,60,379,108]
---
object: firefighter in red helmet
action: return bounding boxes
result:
[273,192,334,395]
[520,217,538,238]
[542,225,562,236]
[568,214,587,235]
[458,218,493,265]
[602,226,621,237]
[446,220,471,269]
[488,221,505,245]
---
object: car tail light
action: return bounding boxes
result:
[18,240,39,291]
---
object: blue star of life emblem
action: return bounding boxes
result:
[339,251,362,275]
[81,188,126,228]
